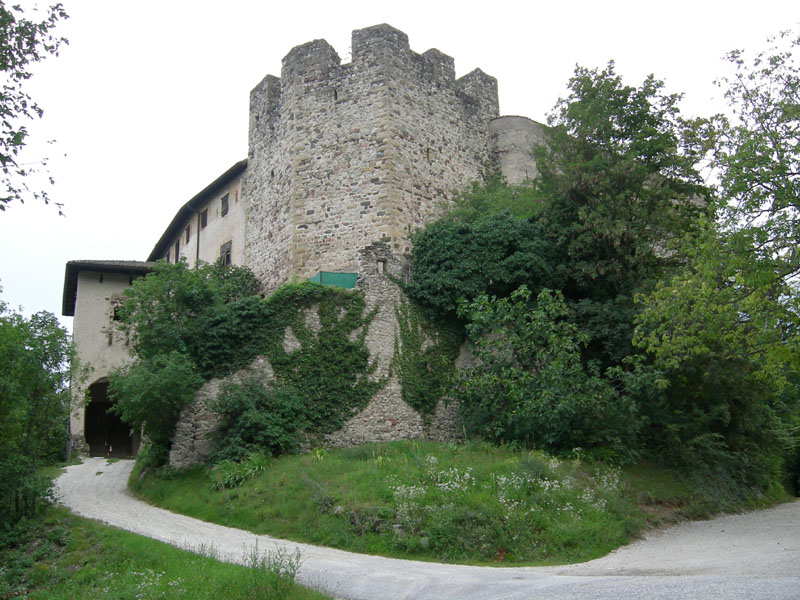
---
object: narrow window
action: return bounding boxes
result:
[113,307,121,321]
[221,194,229,217]
[166,250,170,263]
[200,209,208,229]
[174,239,180,260]
[185,224,191,243]
[220,240,232,266]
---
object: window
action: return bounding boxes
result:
[200,209,208,229]
[220,241,232,266]
[165,250,170,263]
[221,194,229,217]
[174,239,180,260]
[185,224,191,243]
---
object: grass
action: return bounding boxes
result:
[0,506,333,600]
[129,439,783,566]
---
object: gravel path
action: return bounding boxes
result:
[55,458,800,599]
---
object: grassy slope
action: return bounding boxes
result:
[0,506,332,600]
[131,440,788,566]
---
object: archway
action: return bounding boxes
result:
[84,379,140,457]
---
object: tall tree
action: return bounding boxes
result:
[0,1,67,212]
[634,32,800,488]
[533,61,710,368]
[0,297,74,531]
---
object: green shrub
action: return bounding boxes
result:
[210,453,271,490]
[211,380,308,462]
[109,351,203,458]
[456,287,640,461]
[406,212,555,317]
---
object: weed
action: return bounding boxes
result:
[245,543,303,600]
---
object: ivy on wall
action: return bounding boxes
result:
[210,283,385,457]
[393,300,462,419]
[114,263,386,461]
[263,284,384,434]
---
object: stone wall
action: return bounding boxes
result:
[169,356,274,468]
[168,250,461,468]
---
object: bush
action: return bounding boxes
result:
[456,287,640,461]
[210,379,309,462]
[109,351,203,459]
[209,453,271,490]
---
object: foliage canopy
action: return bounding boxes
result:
[0,1,68,212]
[0,298,73,532]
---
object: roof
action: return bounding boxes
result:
[147,159,248,261]
[62,260,155,317]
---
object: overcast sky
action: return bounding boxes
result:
[0,0,797,328]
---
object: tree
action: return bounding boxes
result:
[117,260,261,372]
[407,211,554,317]
[533,61,710,369]
[714,30,800,297]
[455,287,639,460]
[633,32,800,490]
[0,297,73,533]
[0,1,67,212]
[108,351,202,463]
[109,260,260,461]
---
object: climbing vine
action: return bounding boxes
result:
[262,283,384,434]
[393,301,462,419]
[113,262,385,462]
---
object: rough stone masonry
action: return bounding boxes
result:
[169,24,547,467]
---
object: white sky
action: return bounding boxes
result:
[0,0,797,329]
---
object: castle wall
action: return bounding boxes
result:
[244,24,498,293]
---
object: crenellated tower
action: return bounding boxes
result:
[244,24,499,292]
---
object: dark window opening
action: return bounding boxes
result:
[99,274,104,283]
[221,194,229,217]
[200,209,208,229]
[220,240,232,266]
[113,307,121,321]
[185,225,191,243]
[174,239,180,260]
[166,250,170,263]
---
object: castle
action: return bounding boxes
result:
[62,24,545,463]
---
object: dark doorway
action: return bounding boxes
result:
[84,380,140,458]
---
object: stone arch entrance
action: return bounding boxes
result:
[84,379,140,457]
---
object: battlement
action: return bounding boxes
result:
[249,24,498,144]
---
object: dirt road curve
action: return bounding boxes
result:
[55,458,800,600]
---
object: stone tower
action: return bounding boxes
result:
[244,24,499,292]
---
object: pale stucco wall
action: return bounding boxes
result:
[70,271,137,444]
[158,174,246,268]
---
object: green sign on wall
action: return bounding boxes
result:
[309,271,358,289]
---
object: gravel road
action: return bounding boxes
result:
[55,458,800,599]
